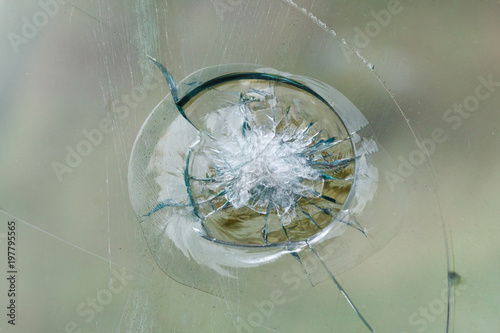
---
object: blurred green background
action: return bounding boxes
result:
[0,0,499,332]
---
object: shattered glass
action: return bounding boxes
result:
[128,62,404,331]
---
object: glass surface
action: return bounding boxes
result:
[1,1,499,332]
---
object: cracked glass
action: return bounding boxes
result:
[1,1,499,332]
